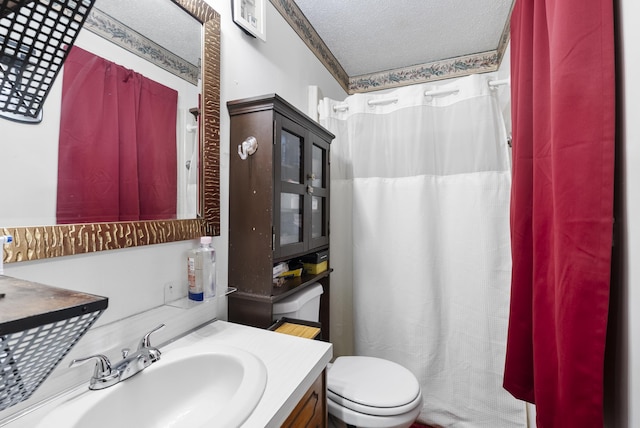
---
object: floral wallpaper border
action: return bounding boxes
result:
[270,0,512,94]
[84,8,200,86]
[348,51,500,93]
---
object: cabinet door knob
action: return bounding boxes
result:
[307,173,316,181]
[307,185,314,194]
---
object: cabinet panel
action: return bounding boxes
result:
[282,371,326,428]
[228,108,275,297]
[227,94,334,337]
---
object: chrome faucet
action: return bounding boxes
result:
[70,324,165,390]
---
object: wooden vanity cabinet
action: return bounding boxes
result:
[227,94,333,338]
[282,370,327,428]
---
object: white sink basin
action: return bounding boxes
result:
[38,345,267,428]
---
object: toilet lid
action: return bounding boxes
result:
[327,356,422,416]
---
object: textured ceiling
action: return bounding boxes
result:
[282,0,514,92]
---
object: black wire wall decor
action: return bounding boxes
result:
[0,0,96,123]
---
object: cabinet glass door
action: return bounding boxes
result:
[281,129,302,184]
[274,113,331,259]
[280,193,303,245]
[311,144,323,187]
[274,115,307,258]
[311,196,324,239]
[308,137,329,249]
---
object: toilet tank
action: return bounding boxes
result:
[272,283,323,322]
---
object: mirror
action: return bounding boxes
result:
[1,0,220,263]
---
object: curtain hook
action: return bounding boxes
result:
[238,136,258,160]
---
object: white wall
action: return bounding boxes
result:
[0,0,346,423]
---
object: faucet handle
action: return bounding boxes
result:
[70,354,120,390]
[69,354,112,377]
[139,323,165,350]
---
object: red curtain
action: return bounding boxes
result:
[503,0,615,427]
[57,47,178,224]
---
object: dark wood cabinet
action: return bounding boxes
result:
[227,94,333,337]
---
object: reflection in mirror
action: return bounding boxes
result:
[6,0,201,226]
[1,0,220,263]
[0,0,97,124]
[56,0,201,224]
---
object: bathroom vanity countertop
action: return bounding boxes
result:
[162,320,333,427]
[3,320,332,428]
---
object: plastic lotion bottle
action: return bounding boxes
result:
[187,237,216,301]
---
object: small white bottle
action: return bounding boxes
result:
[203,237,217,300]
[187,237,216,301]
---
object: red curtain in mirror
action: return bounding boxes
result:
[57,46,178,224]
[504,0,615,427]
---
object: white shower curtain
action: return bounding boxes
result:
[319,74,526,427]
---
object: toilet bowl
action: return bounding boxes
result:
[273,284,423,428]
[326,356,423,428]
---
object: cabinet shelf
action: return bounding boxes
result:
[272,270,331,301]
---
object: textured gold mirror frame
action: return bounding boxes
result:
[1,0,220,264]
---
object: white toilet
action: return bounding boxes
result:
[273,283,423,428]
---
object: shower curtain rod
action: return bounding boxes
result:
[488,78,510,87]
[332,78,511,112]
